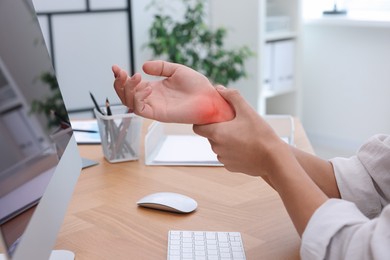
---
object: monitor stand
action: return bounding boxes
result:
[49,250,75,260]
[81,157,99,169]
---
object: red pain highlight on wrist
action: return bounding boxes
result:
[195,96,234,124]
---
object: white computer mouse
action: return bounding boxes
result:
[137,192,198,213]
[49,250,75,260]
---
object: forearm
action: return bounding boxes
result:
[291,147,341,199]
[262,147,340,199]
[267,144,329,236]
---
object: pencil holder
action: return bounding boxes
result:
[94,105,142,163]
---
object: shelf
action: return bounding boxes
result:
[304,14,390,28]
[211,0,300,116]
[266,31,297,42]
[262,86,295,98]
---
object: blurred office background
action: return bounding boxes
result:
[32,0,390,159]
[302,0,390,158]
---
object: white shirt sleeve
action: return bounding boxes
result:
[300,134,390,260]
[331,134,390,218]
[301,200,390,260]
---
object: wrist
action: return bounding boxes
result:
[212,93,235,122]
[264,141,299,181]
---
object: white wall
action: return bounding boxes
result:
[302,22,390,157]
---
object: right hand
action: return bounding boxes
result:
[193,86,287,177]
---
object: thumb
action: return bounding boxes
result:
[215,86,251,115]
[142,60,179,78]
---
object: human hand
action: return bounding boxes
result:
[194,87,331,238]
[193,86,287,177]
[112,61,234,124]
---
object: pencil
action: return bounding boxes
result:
[106,98,112,116]
[90,92,104,115]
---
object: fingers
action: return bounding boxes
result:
[112,65,119,78]
[194,87,253,145]
[112,65,127,86]
[112,64,145,110]
[112,65,128,99]
[193,123,220,142]
[124,73,142,109]
[133,84,153,118]
[215,86,251,115]
[134,83,152,102]
[143,60,181,78]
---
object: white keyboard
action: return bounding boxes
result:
[167,230,246,260]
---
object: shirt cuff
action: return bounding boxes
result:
[300,199,368,260]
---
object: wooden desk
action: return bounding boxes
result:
[55,119,313,260]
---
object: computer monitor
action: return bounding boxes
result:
[0,0,82,259]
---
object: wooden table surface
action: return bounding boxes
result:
[55,118,314,260]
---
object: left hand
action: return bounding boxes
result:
[112,61,235,124]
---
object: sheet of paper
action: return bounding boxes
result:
[153,135,219,164]
[70,120,101,144]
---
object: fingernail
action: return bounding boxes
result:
[216,85,226,91]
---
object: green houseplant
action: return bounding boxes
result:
[146,0,253,86]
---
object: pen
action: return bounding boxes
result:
[90,92,104,115]
[106,98,112,116]
[73,129,98,133]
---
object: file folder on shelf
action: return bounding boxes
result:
[144,115,294,166]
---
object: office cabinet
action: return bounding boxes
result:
[210,0,301,115]
[268,39,295,95]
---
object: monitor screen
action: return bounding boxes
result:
[0,0,81,259]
